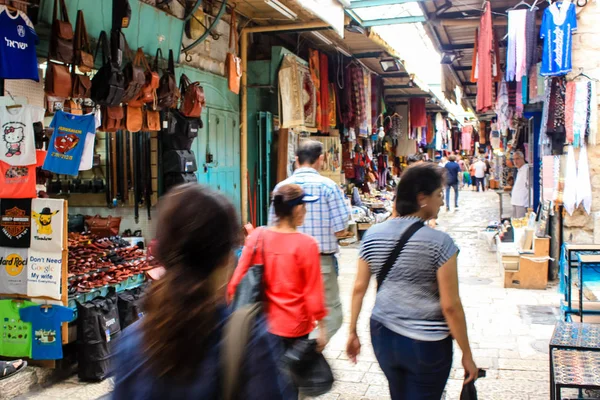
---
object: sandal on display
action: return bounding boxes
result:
[0,360,27,381]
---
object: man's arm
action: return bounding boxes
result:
[329,186,350,235]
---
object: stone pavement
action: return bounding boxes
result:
[20,189,564,400]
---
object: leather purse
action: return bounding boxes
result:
[143,109,161,131]
[127,49,158,107]
[74,10,94,73]
[126,105,143,133]
[100,105,125,132]
[49,0,74,64]
[91,31,125,106]
[156,49,180,110]
[226,9,241,94]
[72,73,92,99]
[85,215,122,237]
[68,214,86,233]
[282,339,334,397]
[122,46,146,104]
[179,73,205,118]
[45,62,72,98]
[64,100,82,115]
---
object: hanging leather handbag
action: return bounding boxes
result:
[45,61,72,98]
[143,109,161,131]
[122,46,146,104]
[100,105,125,132]
[74,10,94,73]
[179,73,205,118]
[91,31,125,106]
[129,49,159,107]
[64,100,82,115]
[225,9,241,94]
[49,0,74,64]
[156,49,179,110]
[126,105,143,133]
[72,73,92,99]
[85,215,122,237]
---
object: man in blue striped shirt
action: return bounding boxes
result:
[269,140,349,339]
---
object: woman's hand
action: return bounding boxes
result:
[316,328,328,353]
[346,332,361,364]
[462,355,478,384]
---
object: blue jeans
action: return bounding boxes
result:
[370,319,453,400]
[445,183,459,208]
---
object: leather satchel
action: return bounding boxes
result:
[225,9,241,94]
[50,0,74,64]
[74,10,94,73]
[122,46,146,104]
[100,105,125,132]
[45,62,72,98]
[85,215,122,238]
[143,109,161,131]
[156,49,179,110]
[179,74,205,118]
[126,105,143,133]
[64,100,82,115]
[129,49,159,107]
[72,73,92,99]
[91,31,125,106]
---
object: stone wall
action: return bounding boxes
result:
[562,1,600,244]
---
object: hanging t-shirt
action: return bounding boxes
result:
[19,304,73,360]
[43,111,96,176]
[0,247,28,295]
[78,109,102,171]
[540,2,577,76]
[0,6,39,81]
[0,150,46,199]
[30,198,64,252]
[0,299,35,357]
[0,198,31,247]
[0,105,45,166]
[27,250,62,300]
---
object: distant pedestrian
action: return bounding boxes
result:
[112,184,295,399]
[473,158,487,192]
[444,155,461,211]
[269,140,349,340]
[511,151,530,218]
[346,163,477,400]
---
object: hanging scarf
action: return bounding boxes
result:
[563,145,577,215]
[565,81,576,144]
[572,81,589,148]
[589,81,598,146]
[309,50,322,132]
[576,144,592,214]
[320,53,330,133]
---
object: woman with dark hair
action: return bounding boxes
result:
[228,184,328,391]
[346,164,477,400]
[112,184,294,399]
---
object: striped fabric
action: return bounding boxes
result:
[359,217,459,341]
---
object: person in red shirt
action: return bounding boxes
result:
[228,184,328,353]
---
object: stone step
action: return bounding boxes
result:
[0,366,55,400]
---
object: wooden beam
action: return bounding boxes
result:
[382,72,410,78]
[354,51,386,59]
[386,93,432,99]
[362,16,426,27]
[435,8,506,19]
[385,84,414,89]
[455,65,472,71]
[349,0,428,8]
[441,43,475,51]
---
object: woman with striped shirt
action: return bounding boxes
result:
[346,163,477,400]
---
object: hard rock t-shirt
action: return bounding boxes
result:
[0,299,35,357]
[0,105,45,166]
[0,247,28,295]
[0,198,31,247]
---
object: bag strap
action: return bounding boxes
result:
[153,48,163,72]
[53,0,69,24]
[94,31,110,66]
[228,9,238,55]
[168,49,175,75]
[75,10,91,53]
[136,48,151,72]
[179,73,190,96]
[376,220,424,291]
[221,303,261,400]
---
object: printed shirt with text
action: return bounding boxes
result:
[269,168,349,254]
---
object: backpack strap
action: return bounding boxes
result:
[168,49,175,75]
[376,220,424,291]
[153,48,163,72]
[222,303,261,400]
[94,31,110,66]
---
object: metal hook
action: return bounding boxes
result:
[185,52,193,62]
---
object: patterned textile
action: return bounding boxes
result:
[362,68,371,137]
[496,81,512,132]
[547,77,567,154]
[320,53,330,132]
[506,9,528,82]
[525,9,537,73]
[589,82,598,146]
[565,81,576,144]
[328,83,337,128]
[269,168,349,254]
[278,55,317,131]
[573,81,590,147]
[309,50,322,131]
[409,98,427,129]
[577,144,592,214]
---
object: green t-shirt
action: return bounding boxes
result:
[0,299,35,357]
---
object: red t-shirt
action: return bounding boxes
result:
[228,228,327,338]
[0,150,46,198]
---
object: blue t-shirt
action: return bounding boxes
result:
[0,6,39,81]
[540,2,577,76]
[43,111,96,176]
[20,304,73,360]
[444,161,461,185]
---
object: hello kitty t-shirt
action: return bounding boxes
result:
[43,111,95,176]
[0,105,44,166]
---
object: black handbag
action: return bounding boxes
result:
[91,31,125,106]
[460,369,486,400]
[231,229,265,311]
[68,214,85,233]
[283,339,334,397]
[163,150,197,173]
[163,109,201,151]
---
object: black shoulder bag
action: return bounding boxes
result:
[91,31,125,106]
[231,229,265,311]
[376,220,425,291]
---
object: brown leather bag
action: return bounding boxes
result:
[122,46,146,104]
[143,109,161,131]
[226,9,241,94]
[126,106,143,133]
[64,100,82,115]
[100,105,125,132]
[72,73,92,99]
[179,74,205,118]
[74,10,94,73]
[45,62,72,98]
[49,0,74,64]
[156,49,179,110]
[85,215,122,238]
[128,49,159,107]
